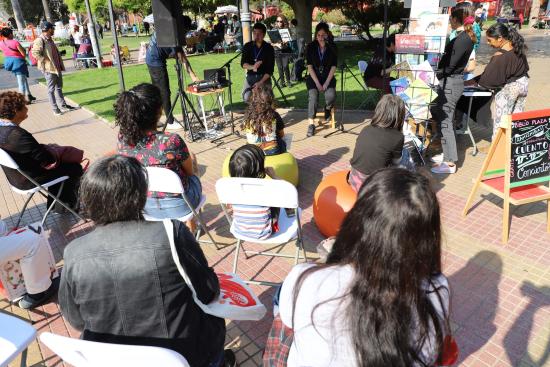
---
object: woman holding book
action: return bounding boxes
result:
[430,7,476,174]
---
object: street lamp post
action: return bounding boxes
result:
[107,0,125,91]
[241,0,251,44]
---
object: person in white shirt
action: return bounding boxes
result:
[278,167,453,367]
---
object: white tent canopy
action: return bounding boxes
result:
[214,5,238,14]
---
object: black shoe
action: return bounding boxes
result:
[27,94,36,102]
[53,108,63,116]
[224,349,237,367]
[307,124,315,137]
[18,277,59,309]
[61,104,80,112]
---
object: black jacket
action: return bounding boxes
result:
[0,124,56,189]
[59,220,225,367]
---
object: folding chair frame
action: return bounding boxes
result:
[12,168,85,228]
[144,167,218,249]
[219,204,308,286]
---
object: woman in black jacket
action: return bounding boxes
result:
[58,155,233,367]
[0,91,82,209]
[430,7,476,174]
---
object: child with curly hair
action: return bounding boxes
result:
[242,84,286,156]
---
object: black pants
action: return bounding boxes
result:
[148,65,172,124]
[276,54,291,84]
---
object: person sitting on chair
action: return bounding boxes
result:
[229,144,281,240]
[0,91,83,211]
[305,22,338,137]
[0,219,59,309]
[115,84,202,232]
[242,84,286,156]
[76,32,94,68]
[348,95,406,192]
[363,34,396,94]
[58,155,233,367]
[241,22,275,103]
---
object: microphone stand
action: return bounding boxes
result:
[323,63,360,138]
[211,51,243,143]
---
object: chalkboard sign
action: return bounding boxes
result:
[510,111,550,188]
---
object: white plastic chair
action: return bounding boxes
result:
[0,312,36,367]
[215,177,308,285]
[143,167,216,247]
[0,148,84,228]
[39,332,190,367]
[358,60,368,74]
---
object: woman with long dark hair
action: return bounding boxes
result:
[430,7,476,174]
[115,83,202,231]
[466,23,529,139]
[278,168,451,366]
[305,22,337,137]
[241,83,286,155]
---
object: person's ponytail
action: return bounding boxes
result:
[507,25,527,57]
[464,22,477,44]
[114,83,163,146]
[486,23,528,57]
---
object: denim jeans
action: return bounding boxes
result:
[144,175,202,219]
[16,73,30,95]
[44,72,67,111]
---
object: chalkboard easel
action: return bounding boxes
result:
[463,109,550,243]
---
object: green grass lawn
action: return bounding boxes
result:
[61,41,379,122]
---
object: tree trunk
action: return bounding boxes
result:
[284,0,314,44]
[365,23,373,40]
[41,0,53,22]
[9,0,25,32]
[528,0,541,27]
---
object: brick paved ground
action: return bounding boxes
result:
[1,29,549,367]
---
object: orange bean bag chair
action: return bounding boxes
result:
[313,170,357,238]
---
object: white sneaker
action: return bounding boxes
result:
[165,122,183,131]
[431,162,457,174]
[430,153,444,164]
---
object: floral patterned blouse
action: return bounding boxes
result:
[117,131,190,198]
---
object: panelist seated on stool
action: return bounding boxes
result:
[305,22,338,137]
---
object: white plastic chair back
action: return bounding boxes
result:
[215,177,299,209]
[39,332,190,367]
[358,60,368,74]
[0,148,20,170]
[146,167,186,195]
[0,312,36,366]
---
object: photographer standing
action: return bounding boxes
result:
[146,16,199,128]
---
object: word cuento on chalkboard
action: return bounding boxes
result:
[464,109,550,243]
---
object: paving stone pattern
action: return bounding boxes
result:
[1,29,549,367]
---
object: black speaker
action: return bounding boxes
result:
[151,0,186,47]
[440,0,457,7]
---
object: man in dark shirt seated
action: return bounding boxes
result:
[146,16,199,128]
[241,22,275,103]
[363,34,396,94]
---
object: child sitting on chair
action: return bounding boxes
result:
[229,144,280,239]
[241,84,286,156]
